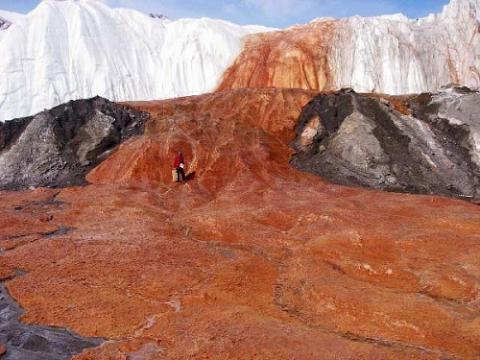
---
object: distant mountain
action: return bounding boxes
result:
[0,0,270,121]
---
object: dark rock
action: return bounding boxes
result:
[0,97,148,190]
[0,17,11,31]
[291,88,480,200]
[149,13,169,20]
[40,227,74,239]
[0,283,103,360]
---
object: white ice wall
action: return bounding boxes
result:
[0,0,270,121]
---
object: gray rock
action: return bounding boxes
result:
[0,97,148,190]
[291,87,480,200]
[0,17,11,31]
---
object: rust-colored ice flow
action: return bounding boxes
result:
[1,89,480,359]
[218,21,337,92]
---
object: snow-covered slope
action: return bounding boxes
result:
[0,10,24,30]
[0,0,270,121]
[0,9,25,24]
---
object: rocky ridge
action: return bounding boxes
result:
[3,87,479,202]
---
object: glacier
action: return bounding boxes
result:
[0,0,271,121]
[219,0,480,96]
[1,0,480,121]
[331,0,480,94]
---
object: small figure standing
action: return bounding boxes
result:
[173,151,186,182]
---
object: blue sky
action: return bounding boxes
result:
[0,0,451,27]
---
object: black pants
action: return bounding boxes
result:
[176,167,186,181]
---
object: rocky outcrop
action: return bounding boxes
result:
[219,0,480,95]
[0,17,11,30]
[291,87,480,200]
[0,97,148,190]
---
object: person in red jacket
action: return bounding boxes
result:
[173,151,186,182]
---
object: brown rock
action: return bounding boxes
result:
[0,344,5,356]
[1,88,480,359]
